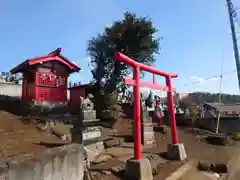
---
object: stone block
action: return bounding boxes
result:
[104,138,123,148]
[198,161,211,171]
[141,123,155,145]
[154,125,169,134]
[111,164,126,173]
[141,125,154,132]
[142,132,155,145]
[83,110,96,120]
[206,135,231,146]
[167,143,187,161]
[84,141,105,162]
[82,126,102,141]
[126,158,153,180]
[144,154,167,175]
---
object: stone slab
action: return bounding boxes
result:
[165,161,220,180]
[126,158,153,180]
[104,138,123,148]
[167,143,187,161]
[83,110,96,120]
[92,154,112,164]
[105,147,134,157]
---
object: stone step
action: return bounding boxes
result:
[83,119,100,123]
[83,119,101,127]
[83,127,102,141]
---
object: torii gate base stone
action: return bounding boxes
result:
[114,52,187,180]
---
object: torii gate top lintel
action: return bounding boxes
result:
[114,52,178,78]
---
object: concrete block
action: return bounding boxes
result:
[83,110,96,120]
[126,158,153,180]
[167,143,187,161]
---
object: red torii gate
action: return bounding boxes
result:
[114,52,178,160]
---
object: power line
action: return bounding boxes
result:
[183,69,236,86]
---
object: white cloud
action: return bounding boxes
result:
[189,75,218,84]
[190,76,205,83]
[208,77,218,81]
[84,56,91,62]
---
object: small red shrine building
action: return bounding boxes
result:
[69,83,96,107]
[10,48,80,104]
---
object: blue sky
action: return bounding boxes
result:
[0,0,239,95]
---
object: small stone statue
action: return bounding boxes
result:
[83,94,94,110]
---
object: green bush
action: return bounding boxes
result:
[95,92,121,121]
[232,132,240,141]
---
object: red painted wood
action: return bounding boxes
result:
[124,78,176,92]
[114,51,179,160]
[35,72,68,102]
[114,52,178,78]
[69,87,85,107]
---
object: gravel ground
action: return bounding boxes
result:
[0,111,60,161]
[0,110,239,180]
[90,119,240,180]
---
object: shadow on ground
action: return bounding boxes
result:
[112,134,134,143]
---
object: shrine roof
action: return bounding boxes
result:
[10,48,81,74]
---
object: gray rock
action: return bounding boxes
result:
[101,170,112,175]
[104,138,123,148]
[144,154,167,175]
[111,164,126,173]
[93,154,112,164]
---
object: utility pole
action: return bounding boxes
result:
[226,0,240,91]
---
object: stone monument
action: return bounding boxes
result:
[81,94,102,142]
[74,94,105,163]
[140,96,155,145]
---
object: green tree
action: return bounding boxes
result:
[87,12,160,95]
[145,90,154,107]
[87,12,160,119]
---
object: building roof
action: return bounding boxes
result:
[68,82,97,90]
[204,103,240,114]
[10,48,81,74]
